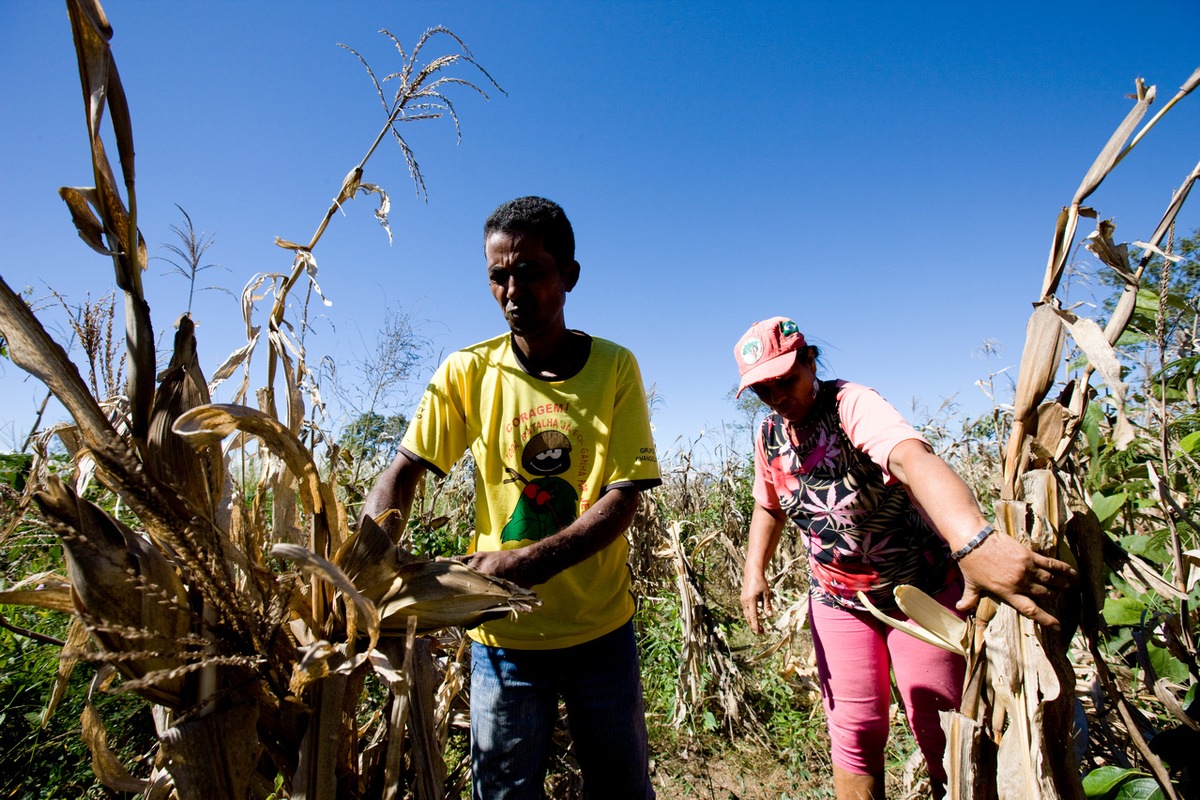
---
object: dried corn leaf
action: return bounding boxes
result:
[1003,304,1067,496]
[266,326,306,435]
[208,336,257,389]
[147,315,224,515]
[273,542,380,652]
[1064,505,1107,633]
[173,403,345,561]
[334,515,421,599]
[1084,220,1136,283]
[336,166,365,206]
[66,0,144,285]
[433,634,468,747]
[1153,677,1200,732]
[1031,401,1072,467]
[895,585,969,654]
[82,698,147,794]
[1012,304,1067,425]
[1072,79,1154,205]
[941,710,987,800]
[1105,541,1188,601]
[1143,162,1200,265]
[0,581,76,613]
[43,617,91,727]
[35,475,191,707]
[1051,307,1134,450]
[1020,470,1063,542]
[57,186,112,255]
[65,0,155,440]
[334,513,538,637]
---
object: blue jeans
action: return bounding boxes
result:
[469,620,655,800]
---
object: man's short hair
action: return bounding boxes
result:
[484,196,576,269]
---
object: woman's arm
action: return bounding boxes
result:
[741,502,787,634]
[887,439,1075,628]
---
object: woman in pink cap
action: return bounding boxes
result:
[733,316,1075,799]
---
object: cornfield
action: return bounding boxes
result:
[1,2,1199,799]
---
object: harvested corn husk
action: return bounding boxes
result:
[856,588,967,657]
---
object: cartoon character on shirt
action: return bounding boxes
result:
[500,430,579,544]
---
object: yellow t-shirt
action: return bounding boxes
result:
[400,332,661,649]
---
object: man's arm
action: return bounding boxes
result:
[465,485,639,588]
[361,450,427,542]
[887,439,1076,628]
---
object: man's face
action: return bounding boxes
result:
[486,231,576,340]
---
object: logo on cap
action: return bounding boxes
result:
[779,319,798,337]
[740,338,764,365]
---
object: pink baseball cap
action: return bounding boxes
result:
[734,317,806,397]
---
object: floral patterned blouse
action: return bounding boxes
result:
[753,380,954,611]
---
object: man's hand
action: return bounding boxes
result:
[462,486,640,590]
[956,530,1076,628]
[459,549,542,589]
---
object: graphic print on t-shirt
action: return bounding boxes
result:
[500,430,580,543]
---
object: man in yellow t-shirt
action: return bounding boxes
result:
[364,196,661,799]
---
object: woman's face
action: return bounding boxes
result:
[751,356,818,422]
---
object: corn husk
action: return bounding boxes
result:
[332,516,539,634]
[376,559,539,634]
[856,588,967,657]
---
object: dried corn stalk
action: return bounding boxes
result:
[660,521,759,738]
[0,1,518,797]
[941,67,1200,800]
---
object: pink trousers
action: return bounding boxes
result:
[809,582,965,781]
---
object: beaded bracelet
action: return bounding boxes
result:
[950,524,994,561]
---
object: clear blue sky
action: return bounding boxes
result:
[2,1,1198,457]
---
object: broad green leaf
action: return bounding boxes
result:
[1113,777,1165,800]
[1134,287,1161,316]
[1113,327,1153,347]
[1148,383,1188,402]
[1121,534,1171,565]
[1179,430,1200,454]
[1091,491,1128,526]
[1103,596,1147,627]
[1082,403,1103,457]
[1083,765,1141,796]
[1147,642,1189,684]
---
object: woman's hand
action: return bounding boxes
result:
[955,530,1076,628]
[741,569,774,635]
[888,439,1076,628]
[742,503,786,635]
